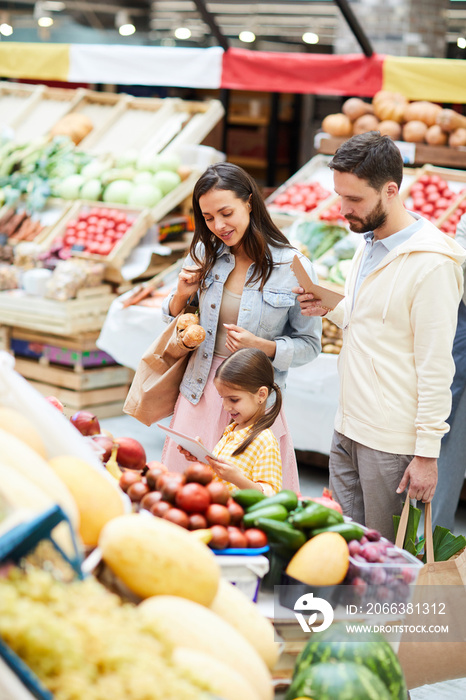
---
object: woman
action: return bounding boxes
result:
[161,162,321,490]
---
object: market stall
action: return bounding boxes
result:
[0,81,224,418]
[3,352,466,698]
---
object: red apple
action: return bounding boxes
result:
[115,436,146,470]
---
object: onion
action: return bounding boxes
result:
[127,481,150,503]
[184,462,214,485]
[141,491,163,511]
[146,467,166,490]
[115,437,147,470]
[91,435,114,462]
[161,479,182,504]
[163,508,190,529]
[70,410,101,436]
[156,471,186,491]
[150,501,172,518]
[188,513,208,530]
[146,460,168,473]
[119,471,141,493]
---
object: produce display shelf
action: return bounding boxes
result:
[0,285,116,335]
[41,199,151,275]
[62,89,129,146]
[0,81,43,129]
[265,154,335,226]
[318,136,466,170]
[81,95,168,155]
[11,86,84,144]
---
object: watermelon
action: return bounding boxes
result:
[293,623,407,700]
[285,661,392,700]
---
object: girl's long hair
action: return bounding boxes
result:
[215,348,282,456]
[191,162,291,291]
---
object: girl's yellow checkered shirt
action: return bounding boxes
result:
[212,422,282,494]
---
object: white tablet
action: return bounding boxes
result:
[157,423,216,464]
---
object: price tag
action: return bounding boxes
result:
[395,140,416,165]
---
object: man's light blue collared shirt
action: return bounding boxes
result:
[354,217,424,299]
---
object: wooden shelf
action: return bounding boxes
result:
[227,114,269,127]
[318,136,466,170]
[229,156,268,169]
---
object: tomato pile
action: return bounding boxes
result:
[438,198,466,235]
[407,174,465,223]
[319,199,347,224]
[56,207,136,258]
[270,180,331,213]
[119,461,268,551]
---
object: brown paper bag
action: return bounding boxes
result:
[123,307,199,427]
[397,501,466,688]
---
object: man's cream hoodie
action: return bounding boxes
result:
[328,217,466,458]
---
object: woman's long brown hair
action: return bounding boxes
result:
[215,348,282,456]
[191,162,291,291]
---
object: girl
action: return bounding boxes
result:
[183,348,283,495]
[161,162,321,491]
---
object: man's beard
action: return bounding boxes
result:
[345,198,387,234]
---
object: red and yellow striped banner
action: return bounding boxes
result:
[0,42,466,103]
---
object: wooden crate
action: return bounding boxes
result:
[400,163,466,230]
[0,285,116,335]
[82,95,224,159]
[60,89,128,146]
[14,356,134,419]
[41,199,151,274]
[265,154,335,224]
[0,198,74,248]
[0,324,10,352]
[0,81,42,129]
[81,95,170,156]
[12,86,84,143]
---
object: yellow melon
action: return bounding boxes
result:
[48,455,125,547]
[0,406,47,458]
[286,532,349,586]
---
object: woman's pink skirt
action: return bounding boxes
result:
[161,355,300,492]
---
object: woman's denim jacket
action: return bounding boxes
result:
[162,243,322,405]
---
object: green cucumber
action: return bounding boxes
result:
[289,502,344,529]
[246,489,298,513]
[311,522,365,542]
[255,517,307,551]
[243,504,288,528]
[231,489,266,509]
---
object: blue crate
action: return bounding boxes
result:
[0,506,83,700]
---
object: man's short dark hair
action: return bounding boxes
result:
[329,131,404,191]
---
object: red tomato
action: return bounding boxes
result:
[116,223,128,233]
[76,221,87,232]
[86,225,97,237]
[87,216,99,226]
[421,203,435,215]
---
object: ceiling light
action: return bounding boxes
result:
[38,15,53,27]
[303,32,319,45]
[0,23,13,36]
[174,27,192,40]
[116,10,136,36]
[457,36,466,49]
[239,30,255,43]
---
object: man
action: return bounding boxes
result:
[294,132,465,541]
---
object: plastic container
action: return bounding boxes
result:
[216,553,270,602]
[345,544,424,607]
[279,571,341,610]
